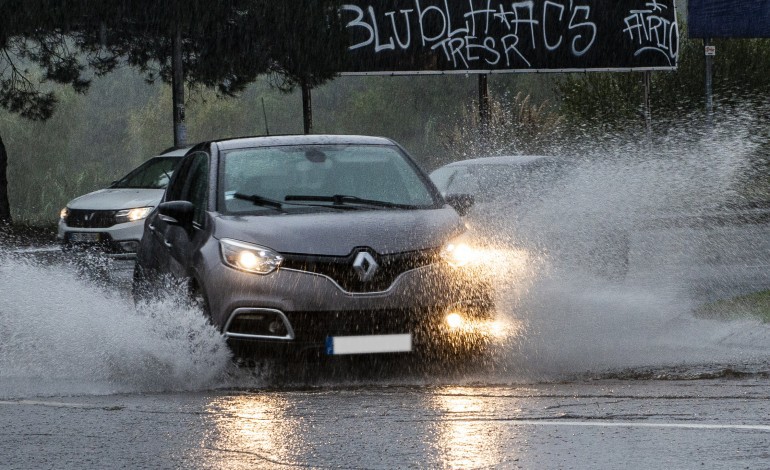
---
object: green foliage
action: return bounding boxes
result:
[437,93,564,166]
[558,28,770,129]
[696,290,770,323]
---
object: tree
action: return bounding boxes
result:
[0,3,96,223]
[0,1,350,223]
[557,31,770,130]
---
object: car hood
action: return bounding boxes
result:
[67,188,165,211]
[213,207,463,256]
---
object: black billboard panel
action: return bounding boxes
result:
[688,0,770,38]
[339,0,679,74]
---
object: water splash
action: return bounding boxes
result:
[0,255,233,399]
[1,107,770,392]
[473,106,770,379]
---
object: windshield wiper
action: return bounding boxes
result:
[233,192,351,212]
[285,194,417,210]
[233,192,284,210]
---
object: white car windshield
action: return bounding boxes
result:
[221,144,438,213]
[112,157,180,189]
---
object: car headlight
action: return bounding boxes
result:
[440,234,481,268]
[115,207,153,224]
[220,238,283,275]
[59,207,69,221]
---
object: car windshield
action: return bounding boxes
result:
[221,144,438,214]
[112,156,180,189]
[432,158,571,202]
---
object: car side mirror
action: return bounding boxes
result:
[158,200,195,228]
[444,194,474,216]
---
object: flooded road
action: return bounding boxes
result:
[3,379,770,469]
[2,229,770,468]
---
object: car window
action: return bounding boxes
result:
[221,144,438,214]
[112,157,180,189]
[434,159,572,202]
[181,152,209,225]
[428,166,458,194]
[441,166,479,195]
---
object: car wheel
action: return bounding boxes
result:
[187,279,211,319]
[131,263,159,306]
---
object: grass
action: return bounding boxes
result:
[696,290,770,323]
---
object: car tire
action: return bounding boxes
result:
[187,279,211,319]
[131,263,159,306]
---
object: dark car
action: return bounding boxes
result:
[133,135,498,358]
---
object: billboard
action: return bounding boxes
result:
[338,0,679,74]
[688,0,770,38]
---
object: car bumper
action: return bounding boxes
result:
[198,244,494,353]
[58,219,146,258]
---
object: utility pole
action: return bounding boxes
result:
[704,38,715,128]
[172,28,187,148]
[643,71,652,136]
[478,74,490,153]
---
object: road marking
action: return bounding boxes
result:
[460,419,770,432]
[0,400,122,410]
[3,401,770,431]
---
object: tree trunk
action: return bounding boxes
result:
[302,81,313,135]
[0,133,11,224]
[172,28,187,148]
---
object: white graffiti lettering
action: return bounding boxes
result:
[623,1,678,64]
[342,1,684,70]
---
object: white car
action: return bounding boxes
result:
[430,155,630,280]
[58,147,189,258]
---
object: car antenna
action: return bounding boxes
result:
[261,97,270,136]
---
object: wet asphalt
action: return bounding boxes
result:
[3,379,770,469]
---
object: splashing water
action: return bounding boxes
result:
[0,256,233,399]
[2,109,770,394]
[474,108,770,379]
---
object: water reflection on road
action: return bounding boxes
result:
[205,394,297,467]
[432,387,514,468]
[198,386,524,469]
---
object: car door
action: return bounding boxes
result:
[141,156,196,276]
[163,151,211,281]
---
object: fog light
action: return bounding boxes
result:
[119,241,139,253]
[446,312,464,329]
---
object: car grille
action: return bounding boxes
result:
[280,247,440,293]
[65,209,117,228]
[284,308,439,343]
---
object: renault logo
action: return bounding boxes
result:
[353,251,379,282]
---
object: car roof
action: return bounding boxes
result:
[210,134,395,151]
[438,155,558,168]
[158,146,192,157]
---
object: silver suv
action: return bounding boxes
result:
[133,135,496,358]
[58,147,188,258]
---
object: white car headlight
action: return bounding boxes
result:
[440,233,481,268]
[59,207,69,221]
[220,238,283,275]
[115,207,153,224]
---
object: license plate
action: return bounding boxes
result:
[325,333,412,355]
[68,232,101,243]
